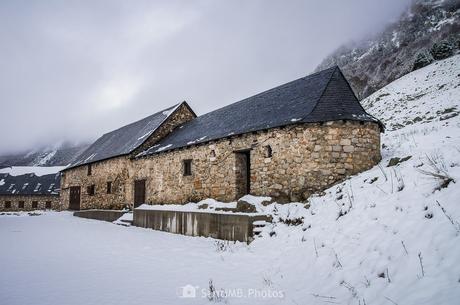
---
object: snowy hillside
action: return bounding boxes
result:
[242,55,460,304]
[316,0,459,99]
[1,57,459,304]
[362,54,460,131]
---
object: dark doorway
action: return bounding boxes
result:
[69,186,81,210]
[134,179,146,208]
[235,150,251,199]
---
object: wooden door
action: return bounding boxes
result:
[134,180,146,208]
[235,151,251,199]
[69,186,81,210]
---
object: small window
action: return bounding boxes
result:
[87,185,95,196]
[183,159,192,176]
[107,181,112,194]
[264,145,273,158]
[87,164,92,176]
[45,201,51,209]
[18,201,25,209]
[5,201,11,209]
[32,201,38,209]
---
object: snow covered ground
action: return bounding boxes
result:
[1,56,460,305]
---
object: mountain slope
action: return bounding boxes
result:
[245,54,460,304]
[362,54,460,131]
[0,144,89,167]
[316,0,460,99]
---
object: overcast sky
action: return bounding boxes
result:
[0,0,412,154]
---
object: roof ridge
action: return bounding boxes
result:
[335,67,385,130]
[65,101,192,170]
[190,66,338,120]
[299,66,338,121]
[100,103,180,137]
[133,102,184,149]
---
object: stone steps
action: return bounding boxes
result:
[252,220,271,237]
[116,218,133,227]
[113,212,133,227]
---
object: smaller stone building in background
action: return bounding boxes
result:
[60,102,196,210]
[0,172,61,211]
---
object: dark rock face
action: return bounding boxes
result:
[236,200,257,213]
[315,0,460,99]
[387,156,412,167]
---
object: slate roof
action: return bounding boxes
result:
[138,66,382,157]
[67,103,191,169]
[0,173,60,196]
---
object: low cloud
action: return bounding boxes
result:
[0,0,411,154]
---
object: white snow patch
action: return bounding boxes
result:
[137,130,153,141]
[33,150,57,166]
[0,166,64,176]
[187,136,207,145]
[391,30,400,48]
[84,153,97,162]
[113,212,133,226]
[156,144,172,152]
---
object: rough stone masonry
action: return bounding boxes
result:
[60,66,383,210]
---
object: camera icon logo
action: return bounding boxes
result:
[178,284,198,298]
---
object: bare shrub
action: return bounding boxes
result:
[279,217,304,226]
[214,240,235,253]
[436,200,460,234]
[207,279,226,303]
[418,153,455,191]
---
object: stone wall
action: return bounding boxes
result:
[0,195,61,211]
[62,120,380,208]
[60,103,196,210]
[61,157,131,210]
[131,121,381,204]
[73,210,128,222]
[132,103,196,156]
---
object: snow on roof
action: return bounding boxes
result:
[0,172,60,196]
[0,166,65,176]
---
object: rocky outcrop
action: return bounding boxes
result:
[316,0,459,99]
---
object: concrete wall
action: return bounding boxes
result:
[0,195,61,211]
[131,121,381,204]
[73,210,127,222]
[133,208,270,242]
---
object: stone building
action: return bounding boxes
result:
[61,66,383,210]
[0,172,61,211]
[61,102,197,210]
